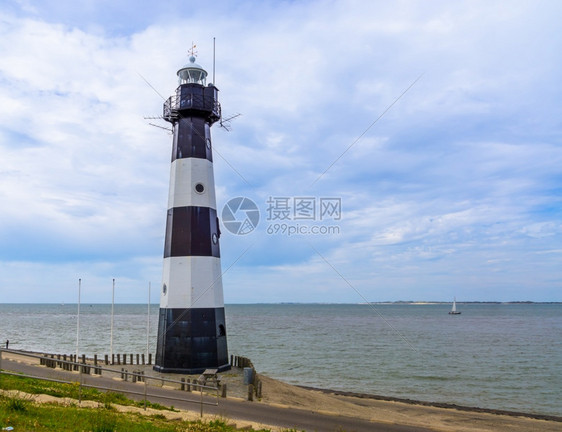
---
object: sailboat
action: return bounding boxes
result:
[449,298,461,315]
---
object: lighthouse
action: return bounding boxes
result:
[154,52,230,373]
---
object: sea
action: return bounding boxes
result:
[0,303,560,417]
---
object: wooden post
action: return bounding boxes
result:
[221,383,227,398]
[181,378,185,391]
[136,353,139,365]
[148,353,152,365]
[247,384,254,401]
[94,354,98,366]
[130,354,133,365]
[257,380,262,398]
[141,353,145,365]
[117,354,121,365]
[105,354,109,365]
[186,378,191,392]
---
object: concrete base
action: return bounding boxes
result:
[152,362,231,375]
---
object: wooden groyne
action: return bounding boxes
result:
[39,352,152,369]
[230,354,262,400]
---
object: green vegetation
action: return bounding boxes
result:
[0,373,168,411]
[0,395,182,431]
[0,394,282,432]
[0,373,302,431]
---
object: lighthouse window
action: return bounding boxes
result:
[218,324,226,336]
[162,283,167,295]
[195,183,205,194]
[212,233,218,244]
[206,138,211,149]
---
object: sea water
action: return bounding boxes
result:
[0,303,560,416]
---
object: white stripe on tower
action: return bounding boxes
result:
[161,257,224,309]
[167,158,217,209]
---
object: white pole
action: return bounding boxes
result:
[147,282,151,360]
[110,278,115,358]
[76,278,81,359]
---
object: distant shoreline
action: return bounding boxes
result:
[2,301,561,305]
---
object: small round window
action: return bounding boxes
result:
[195,183,205,194]
[206,138,211,149]
[212,233,218,244]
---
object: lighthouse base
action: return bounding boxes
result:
[154,307,230,374]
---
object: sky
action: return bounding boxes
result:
[0,0,561,303]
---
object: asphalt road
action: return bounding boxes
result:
[1,357,435,432]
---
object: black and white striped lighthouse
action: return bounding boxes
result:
[154,52,230,373]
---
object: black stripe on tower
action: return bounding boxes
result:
[172,117,213,162]
[163,206,220,258]
[154,307,229,374]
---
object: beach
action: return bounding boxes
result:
[257,373,562,432]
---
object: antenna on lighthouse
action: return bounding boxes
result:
[188,42,197,58]
[213,37,216,85]
[219,113,242,131]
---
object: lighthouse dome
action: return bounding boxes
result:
[177,56,207,85]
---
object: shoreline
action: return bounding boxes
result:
[7,349,562,421]
[295,384,562,423]
[3,350,562,432]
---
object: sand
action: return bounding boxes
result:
[256,374,562,432]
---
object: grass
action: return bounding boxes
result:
[0,396,285,432]
[0,395,179,432]
[0,373,170,411]
[0,373,303,431]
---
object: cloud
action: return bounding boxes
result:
[1,0,561,302]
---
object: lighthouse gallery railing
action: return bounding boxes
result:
[163,93,221,122]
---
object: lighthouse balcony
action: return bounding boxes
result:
[163,90,221,124]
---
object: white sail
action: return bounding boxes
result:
[451,299,457,312]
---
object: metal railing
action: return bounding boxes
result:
[0,349,219,417]
[163,93,221,121]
